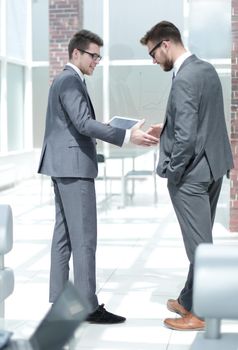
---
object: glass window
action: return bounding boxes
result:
[0,3,1,55]
[0,61,1,107]
[188,0,231,59]
[6,0,28,60]
[109,66,171,124]
[0,62,1,152]
[83,0,103,38]
[7,63,24,151]
[32,0,49,61]
[83,0,184,60]
[32,67,49,148]
[109,0,184,60]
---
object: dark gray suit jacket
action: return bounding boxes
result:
[38,65,125,178]
[157,55,233,185]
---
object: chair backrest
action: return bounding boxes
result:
[97,154,105,163]
[29,281,89,350]
[0,205,13,255]
[0,204,14,314]
[193,243,238,319]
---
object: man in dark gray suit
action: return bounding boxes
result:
[38,29,158,324]
[140,21,233,330]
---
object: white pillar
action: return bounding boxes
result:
[24,0,33,150]
[0,0,8,153]
[102,0,110,156]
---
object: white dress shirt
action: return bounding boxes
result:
[173,51,192,77]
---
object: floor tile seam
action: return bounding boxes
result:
[96,268,118,293]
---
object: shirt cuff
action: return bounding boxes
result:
[123,129,131,144]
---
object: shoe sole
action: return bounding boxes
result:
[164,323,205,331]
[86,319,126,324]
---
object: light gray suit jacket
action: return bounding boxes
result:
[157,55,233,185]
[38,65,126,178]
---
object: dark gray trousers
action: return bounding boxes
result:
[49,177,98,312]
[168,177,223,311]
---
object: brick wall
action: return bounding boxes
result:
[231,0,238,231]
[49,0,83,82]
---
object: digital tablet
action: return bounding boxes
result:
[109,116,139,129]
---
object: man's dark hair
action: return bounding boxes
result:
[140,21,183,45]
[68,29,103,59]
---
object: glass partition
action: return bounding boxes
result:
[0,0,48,155]
[32,67,49,148]
[109,0,184,60]
[32,0,49,61]
[109,66,171,124]
[0,62,1,153]
[0,2,1,55]
[6,0,27,60]
[7,63,24,151]
[188,0,231,59]
[83,0,103,37]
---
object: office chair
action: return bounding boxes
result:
[124,150,158,204]
[191,243,238,350]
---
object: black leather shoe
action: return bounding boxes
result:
[86,304,126,324]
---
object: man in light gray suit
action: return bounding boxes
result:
[140,21,233,330]
[38,29,158,324]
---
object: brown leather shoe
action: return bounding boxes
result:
[167,299,189,317]
[164,312,205,331]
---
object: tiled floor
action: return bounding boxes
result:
[1,173,238,349]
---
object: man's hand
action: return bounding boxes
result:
[146,123,163,138]
[130,120,159,146]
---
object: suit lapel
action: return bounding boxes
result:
[63,65,96,119]
[81,79,96,119]
[161,55,198,135]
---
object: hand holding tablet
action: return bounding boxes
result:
[108,116,139,129]
[108,116,159,146]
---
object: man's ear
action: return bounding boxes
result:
[163,40,170,50]
[72,48,79,58]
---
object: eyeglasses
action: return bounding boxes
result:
[77,48,102,61]
[149,39,168,59]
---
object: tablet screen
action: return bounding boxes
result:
[109,116,139,129]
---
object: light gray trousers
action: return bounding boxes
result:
[168,177,223,311]
[49,177,98,312]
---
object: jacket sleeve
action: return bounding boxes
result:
[166,77,200,184]
[59,74,126,147]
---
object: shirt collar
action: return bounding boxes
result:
[66,62,84,82]
[173,51,192,76]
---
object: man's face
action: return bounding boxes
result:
[73,43,101,75]
[147,40,173,72]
